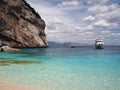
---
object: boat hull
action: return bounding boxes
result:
[95,44,104,49]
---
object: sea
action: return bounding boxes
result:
[0,46,120,90]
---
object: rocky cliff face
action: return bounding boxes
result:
[0,0,48,47]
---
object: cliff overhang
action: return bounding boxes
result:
[0,0,48,48]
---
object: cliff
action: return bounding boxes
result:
[0,0,48,47]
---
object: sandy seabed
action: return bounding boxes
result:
[0,82,43,90]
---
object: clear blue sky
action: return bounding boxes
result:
[26,0,120,45]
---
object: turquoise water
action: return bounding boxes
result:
[0,46,120,90]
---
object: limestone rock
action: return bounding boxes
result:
[0,46,20,52]
[0,0,48,47]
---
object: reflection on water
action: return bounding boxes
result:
[18,48,48,58]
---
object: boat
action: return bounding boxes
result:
[70,46,75,48]
[95,39,104,49]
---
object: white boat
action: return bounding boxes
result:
[95,39,104,49]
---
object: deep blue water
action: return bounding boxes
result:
[0,46,120,90]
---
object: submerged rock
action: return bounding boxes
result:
[0,0,48,47]
[0,46,20,52]
[0,58,40,66]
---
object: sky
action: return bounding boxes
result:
[26,0,120,45]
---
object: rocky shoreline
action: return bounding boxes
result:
[0,46,20,52]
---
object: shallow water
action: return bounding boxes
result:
[0,46,120,90]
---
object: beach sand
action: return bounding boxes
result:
[0,82,43,90]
